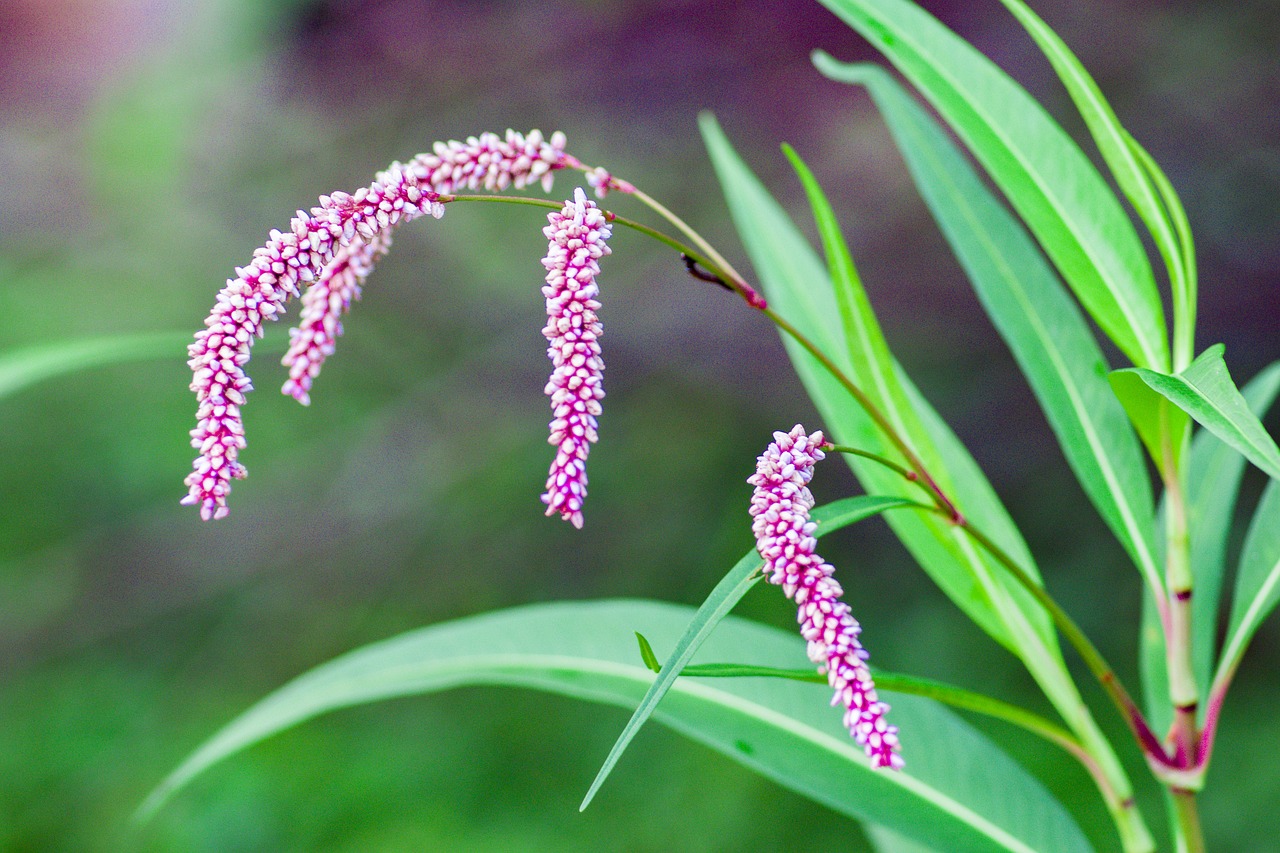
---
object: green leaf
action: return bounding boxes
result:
[1114,344,1280,482]
[140,600,1092,853]
[1106,369,1190,471]
[581,495,918,810]
[782,144,902,424]
[990,0,1192,361]
[818,58,1161,597]
[1140,361,1280,730]
[1219,479,1280,686]
[868,824,947,853]
[815,0,1167,371]
[0,331,195,400]
[635,632,662,672]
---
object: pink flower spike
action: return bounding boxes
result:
[183,161,446,520]
[281,130,567,406]
[408,129,568,195]
[540,188,612,528]
[280,230,390,406]
[748,425,903,770]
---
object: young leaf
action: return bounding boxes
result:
[1218,480,1280,688]
[816,0,1168,371]
[1106,369,1190,471]
[991,0,1192,362]
[817,57,1161,597]
[0,330,195,400]
[1114,344,1280,482]
[1140,362,1280,730]
[140,600,1092,853]
[581,495,919,810]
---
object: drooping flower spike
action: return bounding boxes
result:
[540,188,612,529]
[281,130,570,406]
[184,129,568,520]
[748,425,903,769]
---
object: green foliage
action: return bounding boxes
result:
[813,57,1161,597]
[814,0,1168,372]
[1115,345,1280,483]
[142,600,1093,853]
[0,332,195,401]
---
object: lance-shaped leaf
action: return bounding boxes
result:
[816,0,1167,371]
[1139,362,1280,731]
[816,57,1161,598]
[991,0,1193,359]
[1114,344,1280,483]
[1218,476,1280,687]
[140,600,1092,853]
[702,115,1057,657]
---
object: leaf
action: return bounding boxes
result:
[782,144,905,426]
[1140,361,1280,729]
[1219,478,1280,685]
[990,0,1190,339]
[817,58,1161,596]
[1114,344,1280,482]
[581,495,919,810]
[0,331,195,400]
[868,823,947,853]
[815,0,1167,371]
[1106,369,1190,471]
[140,600,1093,853]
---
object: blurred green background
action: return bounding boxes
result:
[1,0,1277,849]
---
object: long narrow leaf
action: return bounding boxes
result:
[817,57,1161,597]
[991,0,1190,353]
[1115,344,1280,482]
[141,600,1092,853]
[1219,479,1280,685]
[581,495,919,809]
[816,0,1167,371]
[0,330,195,400]
[1140,361,1280,730]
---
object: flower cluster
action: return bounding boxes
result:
[182,165,445,520]
[281,129,570,406]
[184,130,570,520]
[540,188,612,529]
[748,425,902,769]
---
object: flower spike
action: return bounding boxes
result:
[183,164,446,520]
[748,425,903,769]
[540,188,612,528]
[184,129,570,520]
[282,130,570,406]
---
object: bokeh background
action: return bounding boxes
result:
[2,0,1277,849]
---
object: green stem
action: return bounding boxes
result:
[1170,789,1205,853]
[1154,398,1201,784]
[761,307,960,520]
[445,194,724,272]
